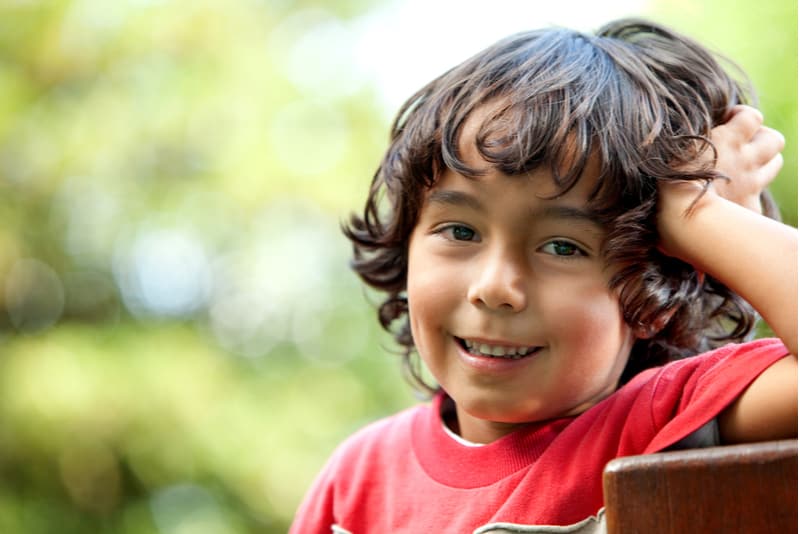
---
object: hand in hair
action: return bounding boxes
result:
[657,104,784,229]
[709,105,785,214]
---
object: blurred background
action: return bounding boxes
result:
[0,0,795,532]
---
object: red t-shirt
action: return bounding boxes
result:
[290,339,790,533]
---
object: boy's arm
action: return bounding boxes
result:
[657,105,798,443]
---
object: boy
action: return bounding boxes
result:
[291,18,797,533]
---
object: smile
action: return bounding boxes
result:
[457,337,541,359]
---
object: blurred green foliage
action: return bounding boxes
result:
[0,0,795,533]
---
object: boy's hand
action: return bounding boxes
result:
[657,105,785,261]
[708,105,785,214]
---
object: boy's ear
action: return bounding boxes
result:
[634,309,677,340]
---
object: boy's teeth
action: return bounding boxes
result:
[464,340,536,359]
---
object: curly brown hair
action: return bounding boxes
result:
[344,18,779,393]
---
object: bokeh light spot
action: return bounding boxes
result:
[5,258,65,332]
[114,227,212,319]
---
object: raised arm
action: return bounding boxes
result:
[658,105,796,354]
[657,105,797,443]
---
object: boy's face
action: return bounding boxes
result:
[406,132,636,444]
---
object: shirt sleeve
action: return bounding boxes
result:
[642,338,790,453]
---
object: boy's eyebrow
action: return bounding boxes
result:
[426,190,485,212]
[534,205,605,228]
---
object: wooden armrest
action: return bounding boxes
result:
[603,440,798,534]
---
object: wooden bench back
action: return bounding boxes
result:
[603,440,798,534]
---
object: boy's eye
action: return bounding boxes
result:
[541,240,585,257]
[440,225,477,241]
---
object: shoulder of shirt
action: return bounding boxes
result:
[673,337,785,369]
[632,338,787,380]
[607,338,788,407]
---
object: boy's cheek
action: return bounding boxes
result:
[407,273,455,309]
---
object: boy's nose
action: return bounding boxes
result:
[467,250,528,312]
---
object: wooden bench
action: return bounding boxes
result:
[603,440,798,533]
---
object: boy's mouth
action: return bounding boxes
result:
[456,337,541,360]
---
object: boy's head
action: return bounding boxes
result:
[346,19,774,396]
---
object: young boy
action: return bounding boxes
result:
[290,18,797,533]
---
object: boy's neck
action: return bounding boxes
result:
[441,395,528,445]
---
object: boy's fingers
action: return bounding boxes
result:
[758,152,784,188]
[721,105,764,139]
[750,126,786,163]
[725,104,764,124]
